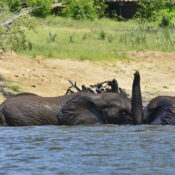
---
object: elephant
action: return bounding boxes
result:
[142,96,175,125]
[58,92,133,125]
[0,92,78,126]
[132,71,175,125]
[0,82,135,126]
[58,73,144,125]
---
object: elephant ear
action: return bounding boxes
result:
[58,94,108,125]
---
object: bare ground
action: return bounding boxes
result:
[0,50,175,103]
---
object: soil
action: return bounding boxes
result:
[0,50,175,103]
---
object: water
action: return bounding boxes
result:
[0,125,175,175]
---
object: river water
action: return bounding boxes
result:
[0,125,175,175]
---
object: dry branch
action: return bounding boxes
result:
[51,3,66,8]
[65,79,126,95]
[1,6,42,28]
[1,2,66,28]
[65,80,81,95]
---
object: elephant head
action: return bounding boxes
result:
[58,92,133,125]
[58,71,145,126]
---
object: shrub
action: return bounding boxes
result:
[7,0,22,13]
[0,16,37,53]
[0,1,10,21]
[160,16,171,27]
[69,33,75,43]
[158,8,175,27]
[48,31,57,42]
[136,0,171,20]
[94,0,108,18]
[0,1,37,56]
[26,0,53,17]
[99,30,106,40]
[0,0,9,11]
[61,0,97,20]
[59,0,107,19]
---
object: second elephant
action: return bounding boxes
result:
[131,71,175,125]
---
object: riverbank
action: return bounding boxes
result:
[0,50,175,103]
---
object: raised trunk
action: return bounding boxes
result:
[111,79,118,93]
[131,71,143,124]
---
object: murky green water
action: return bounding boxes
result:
[0,125,175,175]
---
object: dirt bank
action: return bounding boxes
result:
[0,51,175,103]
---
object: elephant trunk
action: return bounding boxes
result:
[131,71,143,124]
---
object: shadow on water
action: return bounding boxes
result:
[0,125,175,174]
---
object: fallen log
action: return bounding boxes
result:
[51,3,66,8]
[1,6,42,28]
[1,2,66,28]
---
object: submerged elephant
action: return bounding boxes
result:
[58,92,133,125]
[0,86,134,126]
[0,93,77,126]
[132,72,175,125]
[142,96,175,125]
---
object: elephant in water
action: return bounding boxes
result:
[131,71,175,125]
[0,93,77,126]
[58,92,133,125]
[0,90,133,126]
[142,96,175,125]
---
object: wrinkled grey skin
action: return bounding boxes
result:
[0,93,78,126]
[131,71,143,124]
[142,96,175,125]
[58,93,133,125]
[0,91,132,126]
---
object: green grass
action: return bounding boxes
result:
[163,86,169,89]
[5,80,23,93]
[10,85,22,92]
[19,16,175,61]
[39,16,137,31]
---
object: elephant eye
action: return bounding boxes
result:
[120,110,128,115]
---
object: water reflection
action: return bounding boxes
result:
[0,125,175,174]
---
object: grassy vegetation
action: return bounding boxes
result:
[0,79,23,97]
[19,16,175,61]
[10,85,22,92]
[5,80,23,93]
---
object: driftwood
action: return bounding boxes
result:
[1,2,66,28]
[66,80,82,94]
[65,79,129,97]
[1,6,42,28]
[51,3,66,8]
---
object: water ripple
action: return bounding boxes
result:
[0,125,175,174]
